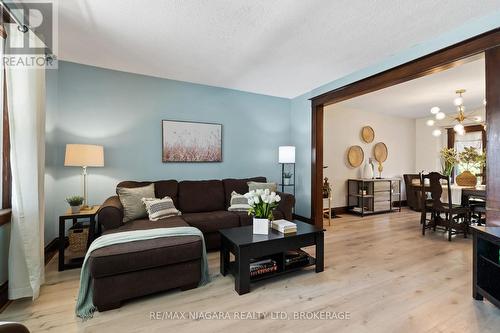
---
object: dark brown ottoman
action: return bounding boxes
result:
[88,221,203,311]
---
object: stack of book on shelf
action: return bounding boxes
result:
[271,219,297,234]
[250,258,277,277]
[285,249,310,267]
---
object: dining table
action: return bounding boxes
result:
[409,181,486,207]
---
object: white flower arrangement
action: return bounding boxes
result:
[244,189,281,220]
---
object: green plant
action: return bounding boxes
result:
[66,195,84,207]
[283,172,293,178]
[440,147,458,177]
[459,146,486,173]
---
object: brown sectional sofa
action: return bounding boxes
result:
[90,177,294,311]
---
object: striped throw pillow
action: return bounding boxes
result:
[228,191,251,212]
[142,197,181,221]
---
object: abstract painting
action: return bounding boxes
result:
[162,120,222,162]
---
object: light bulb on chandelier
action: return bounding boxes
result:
[453,89,466,106]
[432,129,442,137]
[430,106,440,114]
[453,96,463,106]
[426,119,435,126]
[435,112,446,120]
[453,123,464,134]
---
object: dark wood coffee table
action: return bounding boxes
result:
[219,220,324,295]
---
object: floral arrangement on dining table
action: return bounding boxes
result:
[440,146,486,186]
[244,189,281,234]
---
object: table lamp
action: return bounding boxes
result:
[64,144,104,210]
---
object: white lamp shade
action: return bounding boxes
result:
[64,144,104,167]
[279,146,295,163]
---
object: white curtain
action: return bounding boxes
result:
[6,24,46,300]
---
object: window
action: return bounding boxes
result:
[448,125,486,184]
[455,131,483,175]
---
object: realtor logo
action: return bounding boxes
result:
[2,0,57,68]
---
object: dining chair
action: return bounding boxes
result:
[420,172,470,241]
[469,197,486,226]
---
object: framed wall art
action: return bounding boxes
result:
[162,120,222,162]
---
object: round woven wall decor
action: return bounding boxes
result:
[361,126,375,143]
[347,145,364,167]
[373,142,388,162]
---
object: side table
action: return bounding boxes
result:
[58,205,100,271]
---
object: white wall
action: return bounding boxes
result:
[415,118,446,173]
[323,105,416,208]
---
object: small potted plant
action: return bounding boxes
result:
[440,147,459,177]
[244,189,281,234]
[457,146,486,186]
[283,172,293,185]
[66,195,84,214]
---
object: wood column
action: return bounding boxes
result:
[486,45,500,226]
[311,102,323,228]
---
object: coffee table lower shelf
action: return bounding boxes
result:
[227,255,316,283]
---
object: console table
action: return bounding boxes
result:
[347,178,401,216]
[472,226,500,308]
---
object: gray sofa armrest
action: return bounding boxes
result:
[98,196,124,231]
[275,191,295,221]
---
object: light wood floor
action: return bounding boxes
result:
[1,209,500,333]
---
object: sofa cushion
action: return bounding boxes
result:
[178,180,225,213]
[117,184,155,222]
[182,211,239,233]
[89,234,202,278]
[232,211,253,226]
[154,180,179,206]
[103,216,189,235]
[222,177,266,207]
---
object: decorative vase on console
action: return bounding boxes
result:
[363,158,374,179]
[244,189,281,235]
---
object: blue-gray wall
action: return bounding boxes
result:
[44,61,291,243]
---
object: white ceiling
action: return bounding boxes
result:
[50,0,500,98]
[335,56,485,118]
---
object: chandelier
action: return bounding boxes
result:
[426,89,483,137]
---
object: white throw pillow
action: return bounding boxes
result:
[228,191,251,212]
[142,196,181,221]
